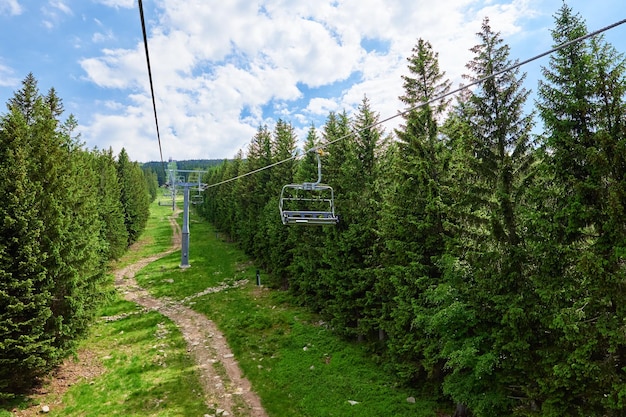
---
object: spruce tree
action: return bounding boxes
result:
[287,126,329,308]
[7,74,108,365]
[436,18,536,415]
[0,108,54,395]
[202,154,244,240]
[376,38,452,382]
[142,166,159,202]
[7,72,39,124]
[321,96,385,340]
[52,146,107,352]
[93,148,128,260]
[263,120,297,288]
[117,148,150,246]
[532,5,626,415]
[242,125,273,259]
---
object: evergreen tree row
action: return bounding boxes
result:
[0,74,152,398]
[201,5,626,416]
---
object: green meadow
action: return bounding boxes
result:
[7,202,445,416]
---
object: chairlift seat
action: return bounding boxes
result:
[281,210,339,225]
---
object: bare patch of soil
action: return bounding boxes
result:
[11,349,105,417]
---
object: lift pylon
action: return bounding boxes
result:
[167,166,208,268]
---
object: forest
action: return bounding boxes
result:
[0,74,154,399]
[199,5,626,416]
[142,159,224,186]
[1,3,625,416]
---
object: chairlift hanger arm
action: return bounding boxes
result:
[306,148,323,186]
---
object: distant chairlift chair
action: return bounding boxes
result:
[191,193,203,205]
[279,150,339,226]
[158,185,173,206]
[191,179,206,205]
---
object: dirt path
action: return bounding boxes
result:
[114,212,268,417]
[13,211,268,417]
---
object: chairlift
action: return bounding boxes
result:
[279,150,339,226]
[191,193,203,205]
[158,185,172,205]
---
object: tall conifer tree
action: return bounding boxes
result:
[263,120,298,287]
[377,38,452,382]
[93,148,128,260]
[436,18,536,415]
[117,148,150,246]
[6,74,107,364]
[287,127,327,308]
[322,96,385,340]
[242,125,273,258]
[0,108,53,395]
[533,5,626,415]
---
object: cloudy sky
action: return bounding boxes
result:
[0,0,625,162]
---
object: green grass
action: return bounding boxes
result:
[135,207,443,417]
[110,202,178,270]
[55,297,209,417]
[136,215,253,300]
[42,202,210,416]
[6,201,446,416]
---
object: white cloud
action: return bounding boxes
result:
[49,0,72,16]
[92,29,114,43]
[306,97,341,117]
[79,0,546,161]
[94,0,134,9]
[0,0,22,16]
[80,47,145,89]
[0,62,19,87]
[40,0,73,29]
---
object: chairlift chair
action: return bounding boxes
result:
[191,193,203,205]
[158,186,172,206]
[279,150,339,226]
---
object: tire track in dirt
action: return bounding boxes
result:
[115,212,268,417]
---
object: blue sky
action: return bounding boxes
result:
[0,0,625,162]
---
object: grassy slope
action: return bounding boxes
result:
[5,202,446,416]
[58,299,209,417]
[54,203,210,416]
[135,206,443,417]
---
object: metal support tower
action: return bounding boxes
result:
[168,167,207,268]
[181,185,191,268]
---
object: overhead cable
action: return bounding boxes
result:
[138,0,166,173]
[205,17,626,189]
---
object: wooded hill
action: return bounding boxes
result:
[0,74,154,399]
[200,6,626,417]
[141,159,224,186]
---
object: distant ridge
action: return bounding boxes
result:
[141,159,227,185]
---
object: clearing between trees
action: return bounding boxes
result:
[13,210,267,417]
[114,211,267,417]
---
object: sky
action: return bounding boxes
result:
[0,0,625,163]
